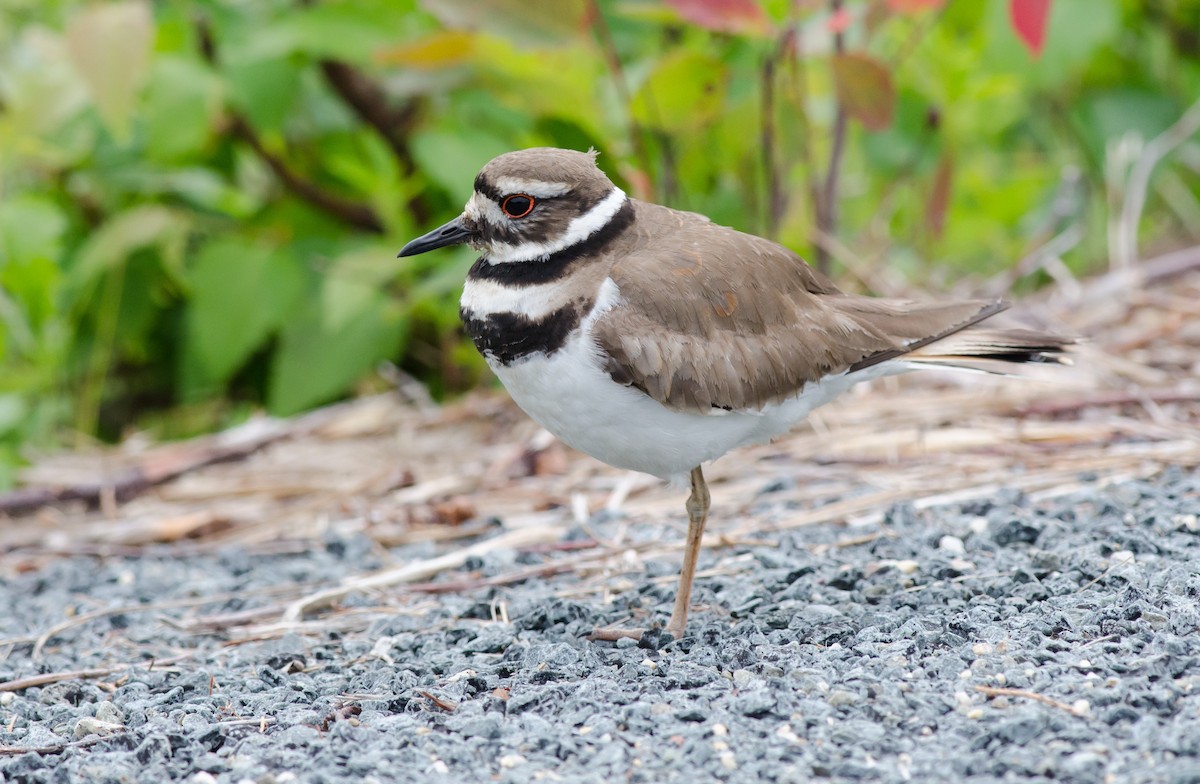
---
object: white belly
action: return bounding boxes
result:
[490,332,895,483]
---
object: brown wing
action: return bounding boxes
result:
[592,202,1000,412]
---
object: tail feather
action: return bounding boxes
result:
[839,296,1076,377]
[904,326,1075,373]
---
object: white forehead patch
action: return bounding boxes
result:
[463,192,507,226]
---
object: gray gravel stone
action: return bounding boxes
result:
[2,469,1200,782]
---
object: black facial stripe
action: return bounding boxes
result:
[473,174,504,203]
[467,198,634,287]
[460,304,586,365]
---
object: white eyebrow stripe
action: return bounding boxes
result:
[485,187,626,264]
[490,177,572,198]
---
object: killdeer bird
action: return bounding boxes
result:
[400,148,1071,642]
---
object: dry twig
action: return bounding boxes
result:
[0,653,195,693]
[975,685,1089,717]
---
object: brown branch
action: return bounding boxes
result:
[1086,243,1200,300]
[404,562,577,595]
[0,653,195,693]
[0,401,354,518]
[197,21,384,233]
[0,735,117,757]
[975,686,1089,717]
[226,115,384,232]
[761,39,785,239]
[586,0,656,198]
[418,689,458,712]
[816,0,848,276]
[786,24,822,263]
[318,60,430,225]
[0,422,283,517]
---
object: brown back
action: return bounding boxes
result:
[592,201,998,412]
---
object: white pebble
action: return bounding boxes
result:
[775,724,801,743]
[499,754,527,768]
[73,718,123,739]
[939,536,966,555]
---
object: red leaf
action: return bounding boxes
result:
[665,0,770,35]
[830,52,895,131]
[1009,0,1051,57]
[885,0,945,12]
[826,6,852,34]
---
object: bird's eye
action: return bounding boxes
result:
[501,194,535,219]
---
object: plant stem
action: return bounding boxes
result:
[587,0,656,198]
[816,0,848,277]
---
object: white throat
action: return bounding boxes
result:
[475,187,627,264]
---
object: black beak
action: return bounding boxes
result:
[397,216,474,257]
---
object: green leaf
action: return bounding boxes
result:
[65,0,154,141]
[0,27,90,138]
[861,88,938,172]
[224,58,303,134]
[268,294,405,416]
[983,0,1119,88]
[321,248,404,331]
[631,52,728,133]
[1071,90,1181,162]
[247,3,409,63]
[144,56,223,161]
[0,196,68,267]
[182,238,307,396]
[831,52,895,131]
[412,128,513,202]
[69,206,191,295]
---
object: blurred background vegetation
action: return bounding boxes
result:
[0,0,1198,487]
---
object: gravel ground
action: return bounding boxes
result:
[2,466,1199,783]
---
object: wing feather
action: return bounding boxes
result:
[592,202,1003,412]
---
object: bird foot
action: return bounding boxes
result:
[587,626,679,648]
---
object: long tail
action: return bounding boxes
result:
[902,325,1075,373]
[842,297,1076,376]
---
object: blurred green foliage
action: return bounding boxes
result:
[0,0,1198,486]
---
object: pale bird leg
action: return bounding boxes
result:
[665,465,710,640]
[589,465,711,644]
